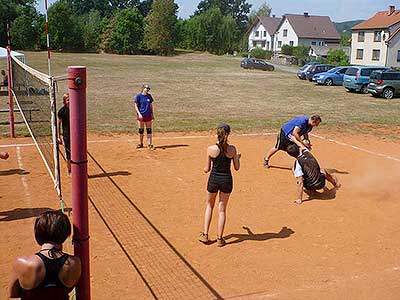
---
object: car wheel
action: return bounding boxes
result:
[325,78,333,86]
[383,87,394,100]
[360,84,368,94]
[346,88,354,92]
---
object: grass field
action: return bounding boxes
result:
[1,51,400,137]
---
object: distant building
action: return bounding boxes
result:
[351,5,400,67]
[247,16,281,51]
[273,13,340,53]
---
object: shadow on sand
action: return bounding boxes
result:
[89,171,131,179]
[0,207,71,222]
[224,226,295,246]
[0,169,30,176]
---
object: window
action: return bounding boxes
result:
[266,41,270,49]
[283,29,288,37]
[278,41,282,47]
[252,41,257,47]
[372,49,380,61]
[311,41,317,46]
[289,41,294,46]
[397,50,400,62]
[374,31,382,42]
[318,41,325,46]
[356,49,363,59]
[263,31,266,37]
[255,31,259,37]
[358,32,365,42]
[261,41,266,48]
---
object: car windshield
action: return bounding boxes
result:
[299,65,309,70]
[345,67,358,76]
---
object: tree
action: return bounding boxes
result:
[138,0,153,16]
[80,10,107,51]
[340,33,351,46]
[248,2,272,25]
[48,0,83,49]
[10,14,40,50]
[326,49,349,66]
[195,0,251,31]
[183,7,237,55]
[103,8,144,54]
[144,0,178,55]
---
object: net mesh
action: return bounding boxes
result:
[11,55,61,198]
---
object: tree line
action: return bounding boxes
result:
[1,0,273,55]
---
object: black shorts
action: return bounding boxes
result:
[207,174,233,194]
[304,173,326,190]
[275,129,294,151]
[63,136,71,160]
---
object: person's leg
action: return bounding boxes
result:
[217,192,231,242]
[264,130,285,167]
[63,136,71,175]
[145,121,153,148]
[322,169,341,188]
[137,120,144,147]
[203,192,217,236]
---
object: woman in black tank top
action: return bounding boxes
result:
[9,210,81,300]
[199,123,241,247]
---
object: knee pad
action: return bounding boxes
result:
[138,128,144,134]
[146,128,152,134]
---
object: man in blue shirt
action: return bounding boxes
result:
[264,115,321,168]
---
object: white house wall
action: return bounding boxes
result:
[351,30,389,66]
[248,22,273,51]
[275,19,298,51]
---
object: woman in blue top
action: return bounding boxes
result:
[134,84,155,150]
[199,123,241,247]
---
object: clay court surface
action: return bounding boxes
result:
[1,131,400,299]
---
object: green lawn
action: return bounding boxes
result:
[1,51,400,137]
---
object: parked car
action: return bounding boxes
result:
[306,64,335,81]
[297,62,321,80]
[343,66,389,93]
[367,70,400,99]
[240,58,274,71]
[312,66,350,86]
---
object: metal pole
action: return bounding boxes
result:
[6,23,14,138]
[68,66,90,300]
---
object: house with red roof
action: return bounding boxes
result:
[247,15,281,51]
[273,13,340,53]
[351,5,400,67]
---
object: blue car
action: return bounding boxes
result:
[312,66,350,86]
[343,66,390,93]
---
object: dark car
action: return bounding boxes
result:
[306,64,335,81]
[240,58,274,71]
[367,70,400,99]
[297,62,321,80]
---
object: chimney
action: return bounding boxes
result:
[388,5,395,16]
[304,12,309,17]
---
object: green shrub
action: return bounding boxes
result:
[250,47,268,59]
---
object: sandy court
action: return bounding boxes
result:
[1,131,400,299]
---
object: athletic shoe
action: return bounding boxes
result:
[263,158,270,168]
[198,233,209,244]
[217,237,226,247]
[67,170,71,177]
[148,144,155,150]
[136,143,143,149]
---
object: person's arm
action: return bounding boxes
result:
[150,103,155,119]
[295,176,304,204]
[232,146,241,171]
[204,147,212,173]
[9,270,22,299]
[290,135,306,151]
[303,133,312,149]
[57,118,63,145]
[134,102,142,119]
[293,127,311,149]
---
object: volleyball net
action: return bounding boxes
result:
[10,55,63,204]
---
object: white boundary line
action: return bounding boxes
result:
[16,146,31,199]
[1,132,399,163]
[310,133,400,163]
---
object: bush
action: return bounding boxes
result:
[281,44,294,56]
[326,49,349,66]
[250,47,271,59]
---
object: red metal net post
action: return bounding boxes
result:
[68,66,90,300]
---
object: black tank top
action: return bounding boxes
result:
[211,147,232,176]
[296,150,321,188]
[21,251,73,300]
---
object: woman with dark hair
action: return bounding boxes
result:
[199,123,241,247]
[134,84,155,150]
[9,210,81,300]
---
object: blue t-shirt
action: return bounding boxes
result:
[281,116,312,140]
[134,93,154,117]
